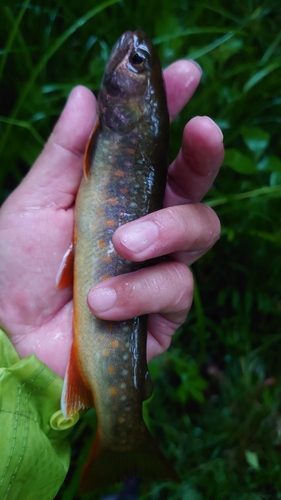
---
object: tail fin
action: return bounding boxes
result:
[80,427,180,492]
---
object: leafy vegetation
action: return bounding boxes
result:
[1,0,281,498]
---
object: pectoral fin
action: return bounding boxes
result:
[83,118,100,180]
[56,243,74,289]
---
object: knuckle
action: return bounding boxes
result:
[167,262,194,311]
[204,205,221,246]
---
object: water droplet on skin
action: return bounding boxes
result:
[128,285,136,298]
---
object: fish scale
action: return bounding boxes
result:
[60,30,179,491]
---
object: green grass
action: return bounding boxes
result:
[1,0,281,498]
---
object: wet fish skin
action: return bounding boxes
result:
[61,30,179,490]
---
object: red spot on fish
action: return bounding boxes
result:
[106,219,115,227]
[108,198,118,205]
[103,256,113,264]
[121,187,128,194]
[108,365,115,375]
[106,323,113,332]
[110,387,117,396]
[111,340,118,348]
[98,240,107,248]
[102,274,111,281]
[127,148,135,154]
[96,208,103,214]
[116,170,124,177]
[103,349,109,356]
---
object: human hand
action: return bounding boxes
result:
[0,60,223,378]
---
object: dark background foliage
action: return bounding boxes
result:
[1,0,281,498]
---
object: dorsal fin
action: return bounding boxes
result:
[83,118,100,180]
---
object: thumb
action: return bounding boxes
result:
[10,86,97,211]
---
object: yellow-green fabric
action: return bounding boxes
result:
[0,328,79,500]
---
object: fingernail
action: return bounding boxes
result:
[188,59,202,74]
[204,116,224,141]
[118,221,159,253]
[88,287,117,312]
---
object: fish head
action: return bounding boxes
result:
[98,30,167,133]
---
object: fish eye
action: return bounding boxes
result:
[132,53,145,65]
[129,51,148,72]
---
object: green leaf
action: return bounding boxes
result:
[241,126,270,161]
[270,171,281,186]
[257,155,281,173]
[245,450,260,470]
[224,149,257,174]
[183,487,203,500]
[174,359,208,404]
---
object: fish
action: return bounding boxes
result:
[60,30,179,491]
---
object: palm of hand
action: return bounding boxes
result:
[0,187,75,377]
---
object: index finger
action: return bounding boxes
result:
[163,60,202,121]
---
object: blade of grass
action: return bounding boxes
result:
[0,0,119,165]
[0,116,45,146]
[4,4,34,73]
[193,274,207,363]
[188,32,236,60]
[200,3,242,23]
[205,185,281,207]
[249,229,281,243]
[249,334,281,359]
[259,31,281,65]
[243,62,280,93]
[0,0,31,80]
[153,27,239,45]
